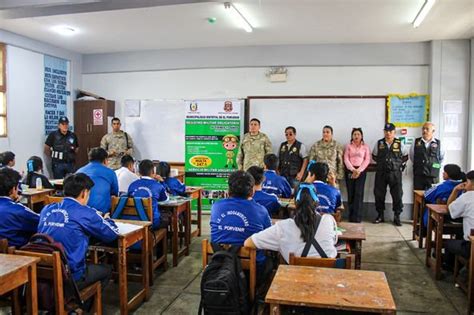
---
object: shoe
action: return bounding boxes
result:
[373,215,384,224]
[394,215,402,226]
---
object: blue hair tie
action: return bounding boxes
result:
[27,160,34,172]
[307,159,316,171]
[296,183,319,203]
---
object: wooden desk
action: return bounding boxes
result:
[339,222,366,270]
[185,186,203,237]
[89,219,150,315]
[21,188,55,210]
[266,265,396,314]
[425,204,462,280]
[159,199,191,266]
[49,179,64,191]
[412,190,425,248]
[0,254,40,315]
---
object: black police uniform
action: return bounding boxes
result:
[45,130,79,179]
[373,138,406,219]
[413,137,442,190]
[278,140,303,187]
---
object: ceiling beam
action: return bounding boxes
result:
[0,0,215,19]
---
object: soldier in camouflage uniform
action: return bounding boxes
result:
[308,125,344,184]
[100,117,134,170]
[237,118,273,171]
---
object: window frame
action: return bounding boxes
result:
[0,43,6,137]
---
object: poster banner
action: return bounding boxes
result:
[44,55,71,135]
[184,99,242,212]
[387,93,429,127]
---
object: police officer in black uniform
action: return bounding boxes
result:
[278,126,308,188]
[372,123,408,226]
[44,116,79,179]
[409,122,445,190]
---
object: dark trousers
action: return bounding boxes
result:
[52,161,75,179]
[75,264,112,310]
[374,170,403,216]
[414,175,437,190]
[444,240,471,268]
[345,170,367,223]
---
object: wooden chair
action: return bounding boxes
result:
[289,252,354,269]
[201,239,257,302]
[44,195,64,205]
[8,248,102,315]
[110,196,167,285]
[0,238,8,253]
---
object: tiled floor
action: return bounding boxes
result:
[1,216,469,314]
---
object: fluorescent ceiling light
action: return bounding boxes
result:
[52,25,78,36]
[224,2,253,33]
[412,0,436,28]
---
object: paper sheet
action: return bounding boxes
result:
[443,100,463,114]
[444,114,459,133]
[443,137,463,151]
[115,222,142,235]
[124,100,141,117]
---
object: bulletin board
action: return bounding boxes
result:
[387,93,429,127]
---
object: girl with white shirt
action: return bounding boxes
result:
[244,183,337,263]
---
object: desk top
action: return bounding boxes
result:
[159,197,191,207]
[113,219,151,237]
[266,265,396,312]
[21,188,54,196]
[0,254,40,278]
[50,179,64,186]
[414,190,425,197]
[426,204,448,214]
[185,186,203,193]
[338,222,366,241]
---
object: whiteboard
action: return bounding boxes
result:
[124,100,185,161]
[248,97,387,154]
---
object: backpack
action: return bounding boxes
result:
[20,233,83,312]
[199,243,250,315]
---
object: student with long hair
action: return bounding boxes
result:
[156,161,186,196]
[344,128,371,222]
[244,183,337,263]
[23,156,54,189]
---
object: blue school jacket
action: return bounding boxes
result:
[128,177,168,229]
[313,181,342,214]
[76,162,119,213]
[253,190,281,215]
[210,197,271,264]
[38,198,119,281]
[262,170,292,198]
[423,179,462,226]
[164,177,186,196]
[0,197,40,248]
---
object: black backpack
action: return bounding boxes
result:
[199,243,250,315]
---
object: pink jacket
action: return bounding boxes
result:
[344,142,371,173]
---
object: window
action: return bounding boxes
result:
[0,43,6,137]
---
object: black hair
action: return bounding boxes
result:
[1,151,15,166]
[308,162,329,183]
[0,167,21,196]
[350,128,364,143]
[111,117,121,123]
[228,171,254,199]
[247,166,264,185]
[323,125,333,134]
[25,156,44,186]
[250,118,261,125]
[88,147,108,163]
[264,154,279,171]
[444,164,464,181]
[294,187,320,243]
[285,126,296,134]
[138,159,155,177]
[466,171,474,181]
[63,173,95,198]
[156,161,171,179]
[120,155,135,167]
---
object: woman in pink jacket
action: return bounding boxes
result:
[344,128,372,222]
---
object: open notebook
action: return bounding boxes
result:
[114,221,143,235]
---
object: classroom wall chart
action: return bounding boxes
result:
[184,99,242,212]
[387,93,429,127]
[43,55,71,135]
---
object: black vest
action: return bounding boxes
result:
[52,131,76,162]
[278,140,303,177]
[413,137,441,178]
[375,138,403,172]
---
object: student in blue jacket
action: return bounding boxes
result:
[38,173,119,292]
[210,170,272,274]
[128,159,169,229]
[156,161,186,196]
[247,166,281,216]
[423,164,465,227]
[0,167,39,248]
[76,147,119,213]
[305,161,342,214]
[262,154,292,198]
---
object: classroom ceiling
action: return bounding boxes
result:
[0,0,473,54]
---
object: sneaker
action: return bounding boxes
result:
[373,215,384,224]
[394,215,402,226]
